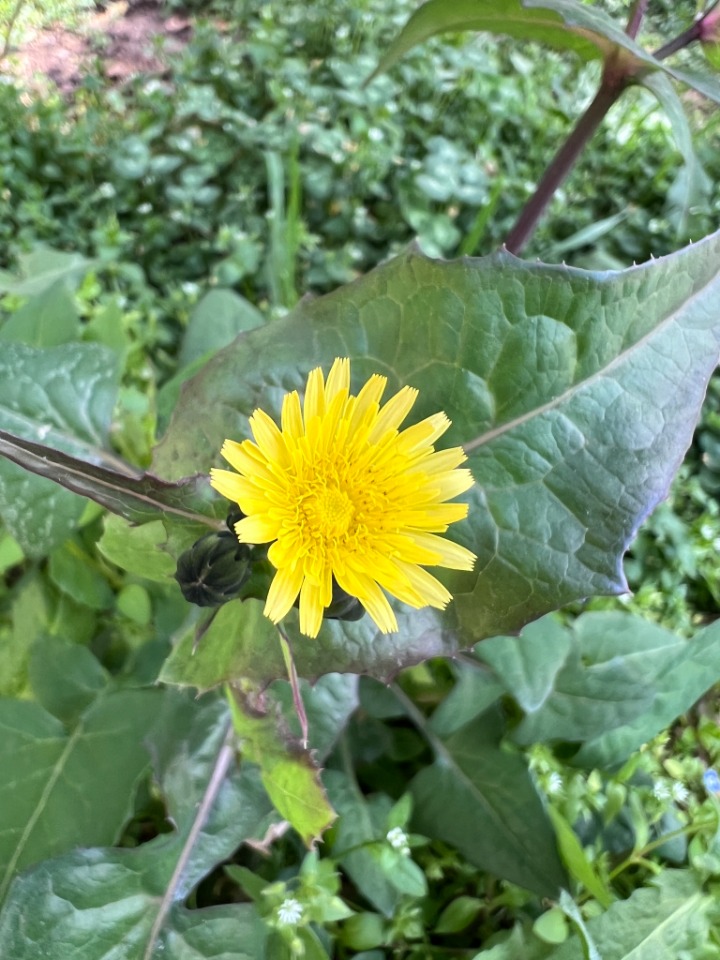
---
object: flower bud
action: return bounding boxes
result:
[175,530,252,607]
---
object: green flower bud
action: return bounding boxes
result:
[175,531,252,607]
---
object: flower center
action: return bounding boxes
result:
[304,486,354,540]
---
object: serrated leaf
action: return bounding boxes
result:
[546,870,712,960]
[0,343,119,556]
[0,687,167,903]
[228,687,336,845]
[155,234,720,683]
[411,709,566,897]
[513,613,720,768]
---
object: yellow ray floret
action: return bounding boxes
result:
[209,358,476,638]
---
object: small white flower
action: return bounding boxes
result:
[546,772,564,796]
[653,781,671,801]
[387,826,410,854]
[671,782,690,804]
[277,897,303,926]
[97,182,116,199]
[137,203,153,215]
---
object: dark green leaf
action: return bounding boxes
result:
[155,234,720,682]
[0,430,222,534]
[411,710,566,896]
[0,688,167,902]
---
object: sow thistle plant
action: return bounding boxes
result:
[209,357,476,637]
[4,1,720,958]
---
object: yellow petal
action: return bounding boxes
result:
[325,357,350,403]
[408,532,476,570]
[369,385,418,443]
[299,578,325,638]
[235,513,279,544]
[249,409,289,467]
[397,413,451,455]
[264,564,304,623]
[281,390,304,439]
[304,365,326,422]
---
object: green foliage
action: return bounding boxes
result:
[1,0,720,957]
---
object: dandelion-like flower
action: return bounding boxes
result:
[210,358,476,637]
[671,781,690,804]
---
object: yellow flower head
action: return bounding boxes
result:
[210,358,476,638]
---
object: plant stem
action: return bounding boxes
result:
[652,19,703,61]
[625,0,649,40]
[503,79,624,255]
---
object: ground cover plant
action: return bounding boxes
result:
[2,0,720,957]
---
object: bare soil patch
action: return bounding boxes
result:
[9,1,191,93]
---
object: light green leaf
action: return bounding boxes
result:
[0,247,94,297]
[368,0,720,105]
[0,851,268,960]
[430,661,505,737]
[547,807,613,907]
[0,343,119,556]
[179,289,264,368]
[228,687,336,845]
[48,536,115,610]
[0,694,276,958]
[547,870,712,960]
[155,233,720,682]
[513,613,720,768]
[475,616,572,713]
[28,640,109,725]
[98,515,177,582]
[411,709,566,896]
[367,0,652,82]
[0,281,80,347]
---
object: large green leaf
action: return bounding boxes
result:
[513,613,720,768]
[367,0,651,79]
[410,709,567,897]
[0,694,277,958]
[367,0,720,105]
[156,233,720,683]
[0,343,119,556]
[0,682,166,902]
[546,870,712,960]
